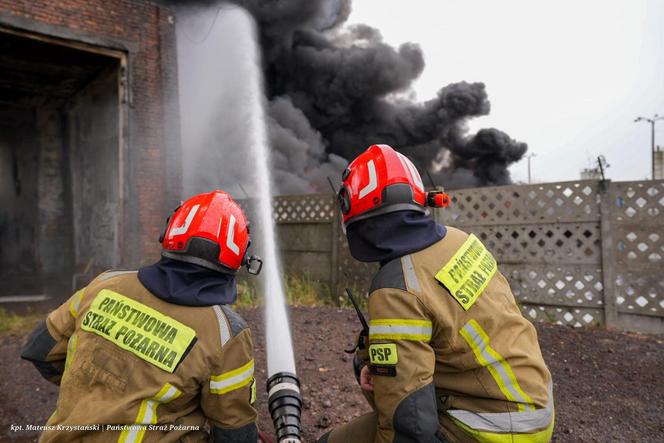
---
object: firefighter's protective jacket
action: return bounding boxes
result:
[21,270,257,442]
[356,226,554,443]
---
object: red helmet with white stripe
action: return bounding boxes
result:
[338,144,449,227]
[159,190,262,275]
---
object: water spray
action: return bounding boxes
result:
[239,9,302,442]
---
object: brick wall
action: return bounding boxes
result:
[0,0,181,267]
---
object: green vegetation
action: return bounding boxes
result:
[234,279,261,308]
[0,308,42,335]
[284,274,327,306]
[235,273,354,308]
[337,283,369,310]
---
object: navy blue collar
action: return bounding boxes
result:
[346,211,446,263]
[138,257,237,307]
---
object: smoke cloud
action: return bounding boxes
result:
[172,0,528,194]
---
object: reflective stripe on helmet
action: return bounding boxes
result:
[358,159,378,198]
[226,214,240,255]
[168,204,199,238]
[396,151,424,192]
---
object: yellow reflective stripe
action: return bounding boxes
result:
[249,377,257,405]
[118,383,182,443]
[118,425,145,443]
[69,289,85,318]
[449,410,555,443]
[210,359,255,394]
[460,320,535,412]
[369,319,432,341]
[64,334,78,372]
[448,382,553,434]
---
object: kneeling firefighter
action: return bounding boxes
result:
[22,190,265,442]
[319,145,554,443]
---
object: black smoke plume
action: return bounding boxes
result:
[170,0,527,192]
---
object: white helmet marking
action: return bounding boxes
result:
[358,159,378,199]
[396,152,424,192]
[169,204,200,238]
[226,214,241,255]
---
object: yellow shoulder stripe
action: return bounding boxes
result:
[69,289,86,318]
[369,318,432,341]
[210,359,255,395]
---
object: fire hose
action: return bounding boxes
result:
[266,372,302,443]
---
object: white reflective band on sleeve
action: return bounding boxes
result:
[402,255,421,293]
[447,382,554,433]
[460,320,535,411]
[210,359,255,394]
[118,383,182,443]
[369,319,432,341]
[213,305,231,347]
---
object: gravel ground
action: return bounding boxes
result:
[1,306,663,442]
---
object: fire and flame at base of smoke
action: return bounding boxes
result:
[172,0,528,195]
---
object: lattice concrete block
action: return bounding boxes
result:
[436,181,601,225]
[465,223,601,264]
[272,194,336,223]
[616,226,664,269]
[615,272,664,316]
[520,304,604,327]
[611,181,664,222]
[503,264,603,307]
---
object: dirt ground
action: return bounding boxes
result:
[1,306,663,442]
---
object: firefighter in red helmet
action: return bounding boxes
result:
[22,190,264,442]
[319,145,554,443]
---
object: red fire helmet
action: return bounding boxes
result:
[338,144,449,226]
[159,190,261,275]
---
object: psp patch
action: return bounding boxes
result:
[435,234,497,311]
[80,289,197,373]
[369,343,398,365]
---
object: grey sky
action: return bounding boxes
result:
[348,0,664,183]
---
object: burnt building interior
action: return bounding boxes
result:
[0,30,123,300]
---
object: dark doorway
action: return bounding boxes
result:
[0,30,123,301]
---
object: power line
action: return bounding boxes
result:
[179,6,229,45]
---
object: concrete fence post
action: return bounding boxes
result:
[599,181,619,328]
